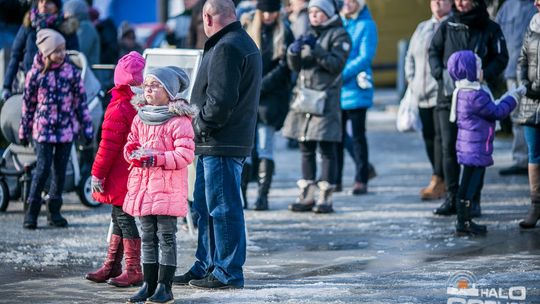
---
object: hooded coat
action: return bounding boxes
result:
[281,15,351,142]
[429,0,509,108]
[123,102,196,217]
[448,51,517,167]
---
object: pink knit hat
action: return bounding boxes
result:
[114,51,145,86]
[36,29,66,57]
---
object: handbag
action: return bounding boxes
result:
[290,72,339,116]
[512,96,540,125]
[396,87,422,132]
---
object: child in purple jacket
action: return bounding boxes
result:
[447,50,525,236]
[20,29,93,229]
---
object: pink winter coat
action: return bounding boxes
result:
[122,103,195,217]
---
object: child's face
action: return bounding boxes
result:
[143,77,170,106]
[49,44,65,64]
[308,7,328,26]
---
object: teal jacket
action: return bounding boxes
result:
[340,6,378,110]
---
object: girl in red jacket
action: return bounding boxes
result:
[85,51,145,287]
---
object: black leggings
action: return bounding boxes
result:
[111,205,140,239]
[437,108,460,193]
[299,141,337,184]
[458,166,486,202]
[419,107,444,178]
[29,142,72,203]
[336,108,369,184]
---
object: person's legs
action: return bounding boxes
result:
[189,156,246,288]
[313,141,337,214]
[289,142,318,211]
[456,166,487,236]
[520,126,540,228]
[419,107,436,171]
[255,123,275,210]
[300,141,317,181]
[349,109,369,185]
[129,216,158,303]
[336,110,349,190]
[107,207,142,287]
[419,107,446,200]
[23,142,54,229]
[46,142,72,227]
[434,108,460,215]
[147,216,177,302]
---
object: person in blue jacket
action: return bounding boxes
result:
[336,0,377,195]
[1,0,79,101]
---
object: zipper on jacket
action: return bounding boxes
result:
[486,126,493,153]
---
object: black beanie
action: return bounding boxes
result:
[256,0,281,12]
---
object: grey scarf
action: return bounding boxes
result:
[138,105,175,125]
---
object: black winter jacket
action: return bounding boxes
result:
[191,21,262,157]
[428,9,508,108]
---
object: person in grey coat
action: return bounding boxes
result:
[496,0,536,176]
[405,0,452,201]
[282,0,351,214]
[64,0,100,65]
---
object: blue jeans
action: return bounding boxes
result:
[190,155,246,287]
[524,125,540,164]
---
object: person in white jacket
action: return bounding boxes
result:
[405,0,452,200]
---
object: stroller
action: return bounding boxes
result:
[0,51,104,211]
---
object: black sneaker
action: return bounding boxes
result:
[188,273,243,289]
[499,165,528,176]
[172,271,203,286]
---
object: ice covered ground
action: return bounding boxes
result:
[0,98,538,303]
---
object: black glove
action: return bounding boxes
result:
[302,34,317,49]
[525,83,540,100]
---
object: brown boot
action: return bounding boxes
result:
[107,238,143,287]
[520,164,540,229]
[85,234,123,282]
[420,175,445,201]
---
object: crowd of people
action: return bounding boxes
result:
[0,0,539,302]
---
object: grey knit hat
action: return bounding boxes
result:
[64,0,90,21]
[308,0,336,17]
[145,66,190,100]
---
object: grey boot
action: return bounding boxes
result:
[456,199,487,236]
[46,198,68,227]
[313,181,334,214]
[520,164,540,229]
[254,159,274,211]
[289,179,317,212]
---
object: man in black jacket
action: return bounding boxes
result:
[173,0,262,289]
[428,0,508,217]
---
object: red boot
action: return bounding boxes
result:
[107,238,143,287]
[85,234,123,282]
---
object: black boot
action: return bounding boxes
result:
[146,264,175,304]
[173,270,203,285]
[313,181,334,214]
[456,199,487,236]
[433,192,457,216]
[241,163,251,209]
[23,199,42,230]
[289,179,317,212]
[46,198,68,227]
[255,159,274,211]
[127,263,158,303]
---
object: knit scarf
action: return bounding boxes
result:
[30,8,65,30]
[453,3,489,29]
[138,105,175,126]
[450,79,482,123]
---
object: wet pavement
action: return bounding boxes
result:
[0,93,538,303]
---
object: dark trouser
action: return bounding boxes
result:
[437,108,460,193]
[111,205,140,239]
[419,107,444,177]
[336,109,368,184]
[458,166,486,201]
[300,141,337,184]
[28,142,72,202]
[139,215,177,266]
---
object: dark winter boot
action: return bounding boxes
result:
[172,270,203,285]
[127,263,158,303]
[520,164,540,229]
[313,181,334,214]
[85,234,123,282]
[107,238,143,287]
[241,163,251,209]
[433,191,457,216]
[146,264,176,304]
[46,198,68,227]
[456,199,487,236]
[289,179,317,212]
[254,158,274,211]
[23,198,42,229]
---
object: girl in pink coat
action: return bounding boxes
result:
[124,66,195,304]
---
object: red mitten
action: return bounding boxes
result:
[125,142,140,158]
[131,155,157,168]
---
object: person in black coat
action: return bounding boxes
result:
[428,0,508,217]
[241,0,294,210]
[2,0,79,100]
